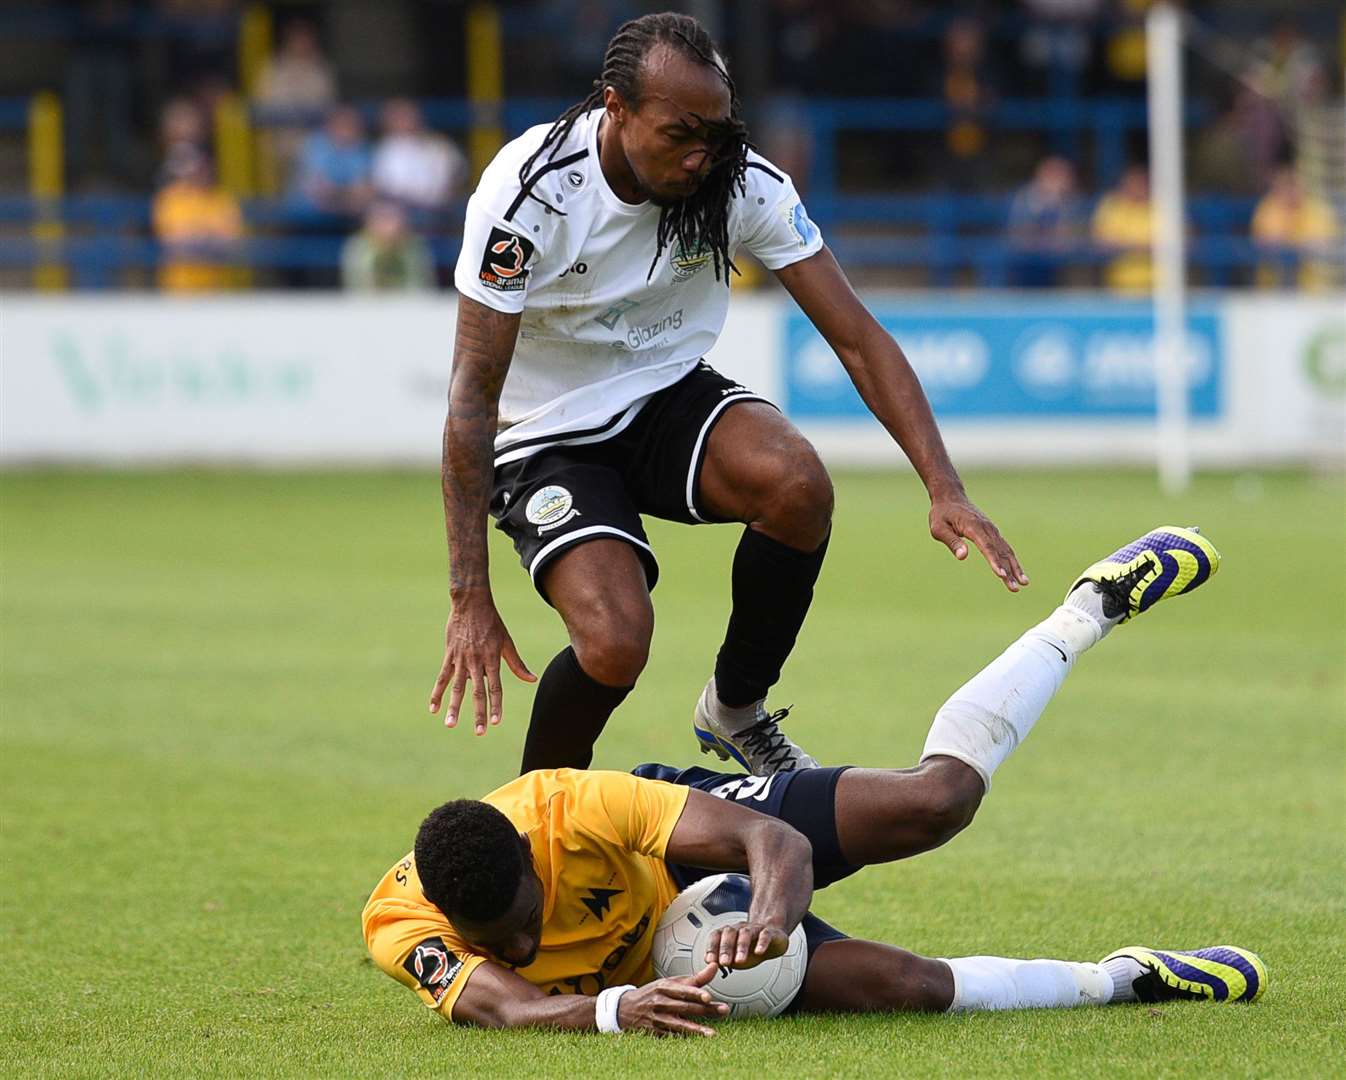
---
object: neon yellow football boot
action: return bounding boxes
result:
[1102,945,1266,1003]
[1067,526,1221,623]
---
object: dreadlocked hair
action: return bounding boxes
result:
[414,800,525,922]
[516,11,750,283]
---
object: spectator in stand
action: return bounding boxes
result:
[157,96,210,182]
[152,144,243,293]
[1017,0,1101,98]
[937,17,998,191]
[1259,19,1330,113]
[1091,163,1155,294]
[290,104,373,220]
[1191,86,1284,196]
[1251,165,1339,292]
[341,201,436,292]
[371,98,467,214]
[255,18,338,186]
[1007,156,1085,287]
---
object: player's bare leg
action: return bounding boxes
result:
[520,539,653,773]
[832,759,985,865]
[691,403,833,773]
[793,940,955,1012]
[698,403,834,553]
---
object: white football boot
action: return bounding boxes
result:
[692,677,819,775]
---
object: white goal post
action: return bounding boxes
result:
[1146,2,1191,496]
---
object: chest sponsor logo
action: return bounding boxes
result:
[478,227,536,293]
[526,485,579,532]
[627,309,684,350]
[671,238,712,282]
[403,936,464,1004]
[544,910,652,997]
[783,201,818,247]
[594,298,640,331]
[580,887,623,921]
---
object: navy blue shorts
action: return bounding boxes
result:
[632,761,861,1004]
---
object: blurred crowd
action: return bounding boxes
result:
[13,1,1343,292]
[1007,156,1338,292]
[149,16,463,292]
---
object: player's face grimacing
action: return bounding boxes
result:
[606,47,733,207]
[452,866,545,969]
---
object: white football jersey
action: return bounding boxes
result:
[453,108,823,465]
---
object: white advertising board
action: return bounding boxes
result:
[2,291,1341,468]
[1,295,454,464]
[1220,295,1345,465]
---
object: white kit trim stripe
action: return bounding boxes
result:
[527,525,654,583]
[684,393,769,522]
[493,402,645,468]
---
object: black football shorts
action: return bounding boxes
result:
[490,362,772,600]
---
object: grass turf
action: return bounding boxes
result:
[2,468,1343,1078]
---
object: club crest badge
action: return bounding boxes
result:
[526,485,579,532]
[671,238,712,282]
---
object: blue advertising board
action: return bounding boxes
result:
[784,299,1223,420]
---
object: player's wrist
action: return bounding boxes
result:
[448,581,495,605]
[925,476,967,502]
[594,984,637,1033]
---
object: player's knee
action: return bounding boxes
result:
[883,953,956,1012]
[568,600,652,688]
[914,761,984,847]
[757,445,833,550]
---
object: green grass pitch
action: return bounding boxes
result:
[2,468,1343,1078]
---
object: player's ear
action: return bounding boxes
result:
[602,85,626,125]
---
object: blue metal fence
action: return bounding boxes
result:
[2,94,1331,288]
[2,190,1300,290]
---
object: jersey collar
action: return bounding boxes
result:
[588,109,655,219]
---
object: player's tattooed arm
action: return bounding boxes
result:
[430,297,537,731]
[451,957,728,1036]
[664,790,813,970]
[775,247,1030,592]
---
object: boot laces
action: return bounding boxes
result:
[732,706,800,772]
[1099,559,1154,619]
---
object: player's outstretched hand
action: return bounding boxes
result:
[705,921,790,970]
[429,589,536,734]
[619,963,728,1037]
[928,493,1030,593]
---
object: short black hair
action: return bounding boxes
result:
[414,800,525,923]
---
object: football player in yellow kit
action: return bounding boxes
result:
[365,529,1263,1035]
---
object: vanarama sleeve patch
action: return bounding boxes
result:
[478,227,536,292]
[401,936,466,1004]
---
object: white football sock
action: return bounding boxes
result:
[1100,955,1143,1003]
[920,622,1072,790]
[703,677,763,733]
[944,956,1114,1011]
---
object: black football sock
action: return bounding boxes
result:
[518,646,633,774]
[713,527,830,709]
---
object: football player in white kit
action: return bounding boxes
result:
[429,13,1028,776]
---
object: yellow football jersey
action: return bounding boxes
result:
[362,769,690,1020]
